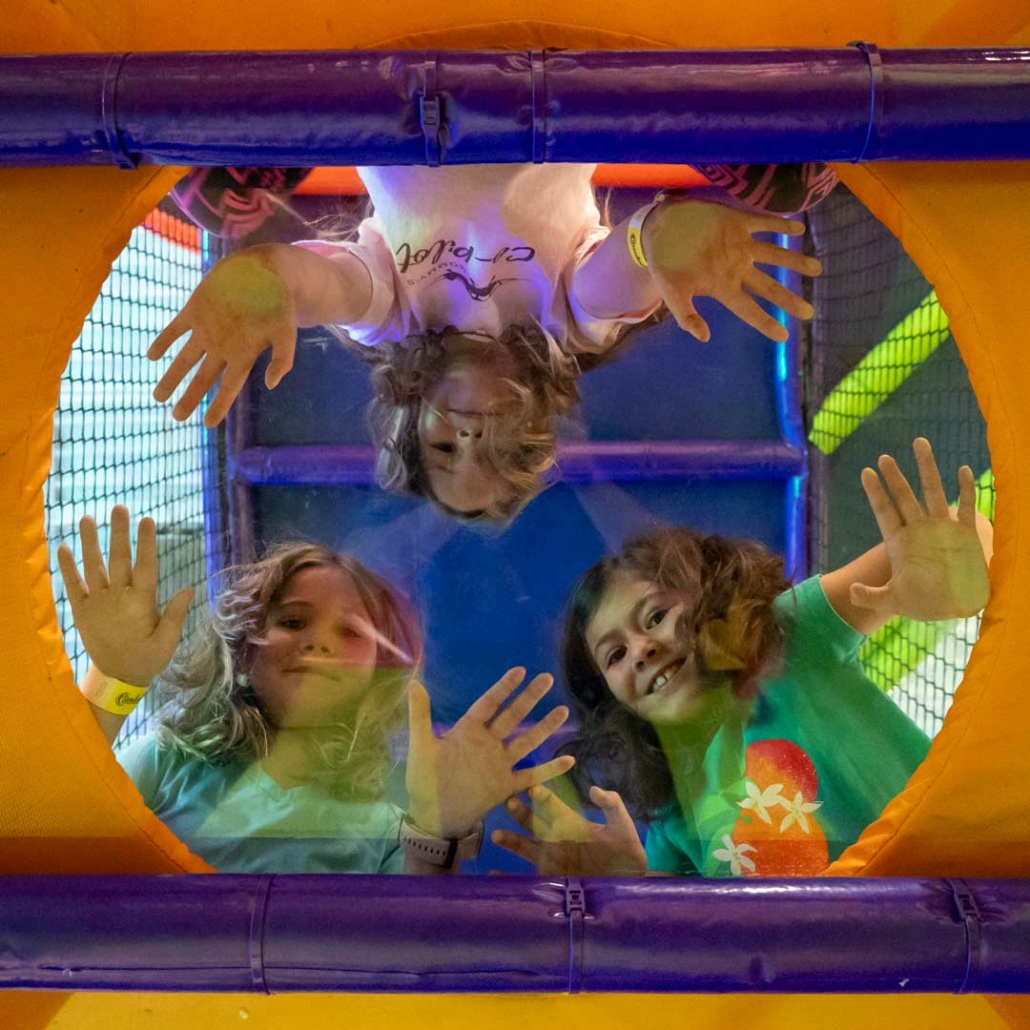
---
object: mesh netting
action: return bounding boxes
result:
[45,205,217,744]
[805,185,993,738]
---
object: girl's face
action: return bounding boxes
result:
[249,565,379,729]
[418,337,517,515]
[584,571,710,726]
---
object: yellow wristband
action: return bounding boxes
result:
[626,199,663,270]
[81,667,149,716]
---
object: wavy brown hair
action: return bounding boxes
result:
[560,527,791,820]
[156,543,422,801]
[337,326,582,520]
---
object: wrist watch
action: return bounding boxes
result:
[399,815,484,869]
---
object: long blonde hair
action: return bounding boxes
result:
[157,543,422,801]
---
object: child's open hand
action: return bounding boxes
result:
[643,199,822,343]
[852,437,991,621]
[56,506,194,687]
[492,783,647,877]
[405,668,575,840]
[149,250,298,428]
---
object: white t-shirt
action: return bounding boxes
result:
[295,163,657,354]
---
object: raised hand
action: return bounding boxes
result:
[492,784,647,876]
[851,437,991,621]
[642,199,822,343]
[405,668,575,839]
[148,249,298,428]
[56,506,194,687]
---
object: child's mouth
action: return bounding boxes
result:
[646,659,686,697]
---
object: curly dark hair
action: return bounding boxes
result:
[339,325,583,520]
[560,527,791,821]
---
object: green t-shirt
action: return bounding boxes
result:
[645,576,931,877]
[117,734,404,874]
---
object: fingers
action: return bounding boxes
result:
[78,515,109,593]
[461,666,527,726]
[749,214,806,238]
[912,437,950,519]
[153,337,204,405]
[489,672,555,739]
[56,543,87,608]
[588,786,638,839]
[506,705,570,764]
[132,516,158,594]
[406,680,435,756]
[505,795,545,835]
[860,466,904,540]
[661,292,711,342]
[203,362,251,429]
[743,268,814,321]
[148,312,191,362]
[877,453,923,524]
[849,581,893,613]
[751,241,822,278]
[721,289,788,342]
[490,828,543,865]
[172,354,225,423]
[957,464,978,528]
[513,754,576,793]
[107,505,133,589]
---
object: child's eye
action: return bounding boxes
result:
[280,617,304,630]
[606,645,627,669]
[646,608,668,629]
[431,442,456,454]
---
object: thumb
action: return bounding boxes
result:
[589,786,637,837]
[406,680,434,756]
[665,298,709,342]
[155,586,194,655]
[265,335,296,390]
[849,581,893,611]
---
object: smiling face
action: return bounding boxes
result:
[585,571,722,725]
[249,565,380,729]
[417,336,518,516]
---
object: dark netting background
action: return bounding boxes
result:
[45,203,221,745]
[804,184,994,737]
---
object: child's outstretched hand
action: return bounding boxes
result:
[56,506,194,687]
[643,199,822,343]
[851,437,991,621]
[492,784,647,877]
[149,250,298,428]
[405,668,575,840]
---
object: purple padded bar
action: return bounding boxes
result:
[229,440,806,487]
[2,48,1030,167]
[1,875,1029,993]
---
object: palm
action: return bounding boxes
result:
[643,199,820,342]
[856,438,990,621]
[149,253,297,427]
[405,669,574,839]
[57,507,193,687]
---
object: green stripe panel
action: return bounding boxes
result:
[809,290,949,456]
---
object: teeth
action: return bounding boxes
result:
[649,660,684,695]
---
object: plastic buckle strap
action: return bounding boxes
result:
[848,41,884,164]
[946,877,984,994]
[248,875,276,994]
[420,53,441,167]
[565,878,586,994]
[100,52,140,169]
[530,49,547,164]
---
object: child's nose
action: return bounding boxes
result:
[303,641,333,657]
[633,639,661,670]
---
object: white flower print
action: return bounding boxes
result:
[712,833,757,876]
[736,779,786,824]
[778,791,823,834]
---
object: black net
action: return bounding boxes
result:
[805,184,993,738]
[45,203,220,745]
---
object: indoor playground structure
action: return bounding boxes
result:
[3,1,1030,1028]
